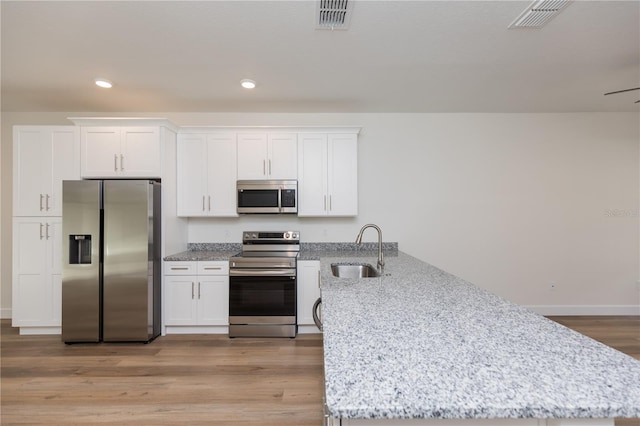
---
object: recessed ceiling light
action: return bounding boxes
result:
[95,78,113,89]
[240,79,256,89]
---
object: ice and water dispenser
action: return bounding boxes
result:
[69,235,92,264]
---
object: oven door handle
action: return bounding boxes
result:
[230,269,296,277]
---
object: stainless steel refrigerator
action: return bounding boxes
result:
[62,180,161,343]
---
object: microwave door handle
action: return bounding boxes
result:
[278,187,282,213]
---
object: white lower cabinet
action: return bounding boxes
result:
[297,260,321,333]
[12,217,62,333]
[164,261,229,333]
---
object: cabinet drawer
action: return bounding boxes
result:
[164,261,197,275]
[197,261,228,275]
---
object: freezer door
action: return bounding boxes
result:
[103,180,158,342]
[62,180,101,343]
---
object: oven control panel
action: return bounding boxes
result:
[242,231,299,242]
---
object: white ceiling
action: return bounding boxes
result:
[1,0,639,113]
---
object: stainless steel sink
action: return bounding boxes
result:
[331,263,380,278]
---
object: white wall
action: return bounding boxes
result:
[2,112,638,317]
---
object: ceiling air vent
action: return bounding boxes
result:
[316,0,353,30]
[509,0,572,29]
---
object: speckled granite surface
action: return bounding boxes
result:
[320,252,640,420]
[163,243,241,261]
[164,242,398,261]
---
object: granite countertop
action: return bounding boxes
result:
[164,242,398,262]
[164,243,241,261]
[320,251,640,420]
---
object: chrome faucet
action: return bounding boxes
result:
[355,224,384,272]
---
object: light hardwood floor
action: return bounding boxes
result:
[1,317,639,426]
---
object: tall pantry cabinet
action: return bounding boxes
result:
[12,126,80,333]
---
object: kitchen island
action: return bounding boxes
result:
[317,251,640,426]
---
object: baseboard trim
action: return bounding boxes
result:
[0,308,12,319]
[526,305,640,316]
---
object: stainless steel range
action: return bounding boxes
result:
[228,231,299,338]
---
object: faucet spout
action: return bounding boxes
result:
[355,224,384,272]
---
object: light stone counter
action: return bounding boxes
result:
[319,251,640,425]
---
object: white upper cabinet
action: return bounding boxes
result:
[298,133,358,216]
[177,132,238,217]
[13,126,80,217]
[81,127,161,178]
[237,133,297,180]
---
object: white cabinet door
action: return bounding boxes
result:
[49,219,63,326]
[207,133,238,217]
[164,276,198,325]
[12,217,60,327]
[197,275,229,325]
[81,126,161,178]
[268,133,297,179]
[177,133,238,217]
[327,134,358,216]
[49,129,80,216]
[298,133,358,217]
[81,127,121,178]
[237,133,268,179]
[237,133,297,180]
[177,134,208,216]
[13,126,79,217]
[120,127,161,177]
[297,261,321,326]
[298,134,329,216]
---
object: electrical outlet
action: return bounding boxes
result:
[549,282,557,291]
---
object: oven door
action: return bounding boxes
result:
[229,270,296,323]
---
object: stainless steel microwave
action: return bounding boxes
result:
[237,180,297,214]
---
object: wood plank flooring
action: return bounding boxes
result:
[1,317,639,425]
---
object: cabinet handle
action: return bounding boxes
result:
[45,194,50,211]
[208,196,211,211]
[39,194,44,211]
[120,154,124,171]
[324,195,327,211]
[202,195,205,211]
[204,267,221,270]
[191,282,195,299]
[114,154,118,172]
[263,160,266,175]
[45,223,50,240]
[39,223,44,240]
[268,159,272,175]
[318,270,321,288]
[329,195,332,211]
[170,267,189,270]
[198,282,201,299]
